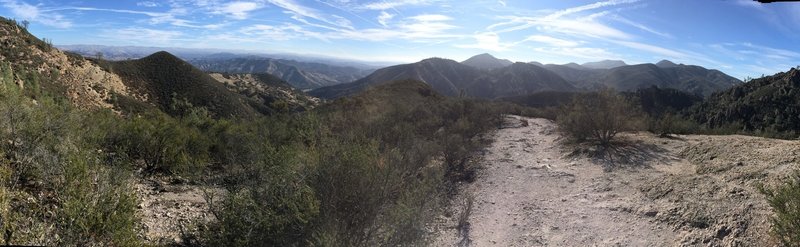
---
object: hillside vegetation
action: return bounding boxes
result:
[688,68,800,138]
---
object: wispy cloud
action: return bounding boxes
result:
[268,0,354,29]
[361,0,440,10]
[378,11,394,27]
[612,40,686,58]
[218,1,261,20]
[1,0,72,28]
[523,35,580,47]
[455,32,511,51]
[136,1,159,8]
[611,15,672,38]
[100,27,184,45]
[543,0,638,20]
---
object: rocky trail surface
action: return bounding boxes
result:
[435,115,795,246]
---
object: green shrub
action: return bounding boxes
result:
[55,151,140,246]
[760,172,800,246]
[557,89,644,145]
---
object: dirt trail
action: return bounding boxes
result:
[435,115,784,246]
[135,177,223,245]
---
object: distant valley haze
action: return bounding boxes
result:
[1,0,799,80]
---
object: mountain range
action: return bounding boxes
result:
[309,57,574,99]
[59,44,379,91]
[311,54,741,99]
[187,56,374,90]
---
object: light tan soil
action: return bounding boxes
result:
[135,177,224,245]
[435,115,795,246]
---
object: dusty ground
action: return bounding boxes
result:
[135,176,224,245]
[435,115,797,246]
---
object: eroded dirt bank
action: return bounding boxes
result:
[435,115,795,246]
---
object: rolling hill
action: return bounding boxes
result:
[461,53,513,70]
[543,60,741,96]
[581,59,627,69]
[100,51,269,118]
[310,58,575,99]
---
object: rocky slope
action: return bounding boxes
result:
[0,17,137,110]
[688,67,800,134]
[209,72,319,112]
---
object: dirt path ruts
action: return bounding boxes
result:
[434,114,783,246]
[452,115,675,246]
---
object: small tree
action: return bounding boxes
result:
[557,89,643,145]
[20,20,28,29]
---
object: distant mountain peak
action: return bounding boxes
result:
[656,60,679,68]
[461,53,513,70]
[563,62,586,70]
[581,60,627,69]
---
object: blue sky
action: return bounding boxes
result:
[1,0,799,79]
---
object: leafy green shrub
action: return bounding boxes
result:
[0,78,140,246]
[106,111,209,175]
[55,151,140,246]
[557,89,644,145]
[204,168,318,247]
[760,172,800,246]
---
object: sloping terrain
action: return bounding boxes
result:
[100,51,268,118]
[311,58,575,99]
[688,67,800,135]
[435,115,787,246]
[0,17,136,109]
[462,53,513,70]
[209,72,320,112]
[581,59,627,69]
[313,55,740,100]
[543,61,741,96]
[189,56,372,89]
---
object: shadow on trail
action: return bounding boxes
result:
[570,139,680,171]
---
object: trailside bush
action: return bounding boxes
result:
[648,113,701,137]
[760,172,800,246]
[55,150,140,246]
[557,89,644,145]
[0,79,140,246]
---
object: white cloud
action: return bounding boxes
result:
[268,0,353,29]
[523,35,580,47]
[101,28,183,45]
[543,0,638,20]
[455,32,512,52]
[612,15,672,38]
[613,40,686,58]
[488,0,639,40]
[408,14,452,22]
[378,11,394,27]
[1,0,72,28]
[361,0,437,10]
[220,1,260,20]
[136,1,158,7]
